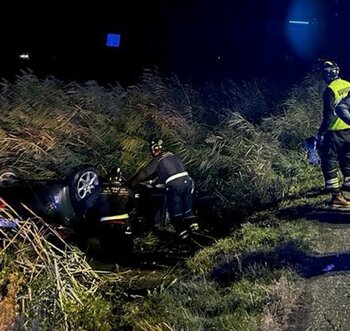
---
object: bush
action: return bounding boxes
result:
[0,70,324,227]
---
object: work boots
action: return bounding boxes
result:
[177,229,189,240]
[342,177,350,191]
[330,192,350,208]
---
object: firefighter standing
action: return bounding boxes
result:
[130,139,198,239]
[317,60,350,207]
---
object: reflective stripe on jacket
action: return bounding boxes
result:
[130,151,188,185]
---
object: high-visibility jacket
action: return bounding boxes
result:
[328,78,350,130]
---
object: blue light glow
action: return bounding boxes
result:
[285,0,325,59]
[106,34,121,48]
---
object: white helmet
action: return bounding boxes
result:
[320,60,339,82]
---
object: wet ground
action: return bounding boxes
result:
[88,226,216,295]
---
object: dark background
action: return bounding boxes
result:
[0,0,348,86]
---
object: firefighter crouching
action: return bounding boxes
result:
[129,139,199,239]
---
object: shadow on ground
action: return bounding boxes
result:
[210,242,350,284]
[305,208,350,224]
[212,202,350,284]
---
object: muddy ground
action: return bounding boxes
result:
[89,226,214,296]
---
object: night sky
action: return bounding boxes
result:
[0,0,349,86]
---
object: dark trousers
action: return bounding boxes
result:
[320,129,350,192]
[166,176,194,232]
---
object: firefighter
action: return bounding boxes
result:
[130,139,198,239]
[316,60,350,207]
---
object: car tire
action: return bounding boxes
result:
[0,167,20,181]
[66,165,101,208]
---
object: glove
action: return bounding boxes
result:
[303,136,321,165]
[315,134,324,145]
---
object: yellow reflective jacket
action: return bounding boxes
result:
[328,78,350,131]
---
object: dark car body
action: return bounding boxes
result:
[0,165,133,257]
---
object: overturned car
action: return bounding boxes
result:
[0,165,134,258]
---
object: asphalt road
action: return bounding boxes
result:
[291,208,350,331]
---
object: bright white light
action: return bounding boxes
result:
[19,53,30,60]
[288,20,310,25]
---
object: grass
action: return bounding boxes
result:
[0,256,22,330]
[0,200,121,330]
[0,70,329,329]
[119,205,318,330]
[0,193,321,330]
[0,70,324,222]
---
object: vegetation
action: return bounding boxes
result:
[0,200,119,330]
[0,70,325,222]
[119,199,320,330]
[0,69,328,329]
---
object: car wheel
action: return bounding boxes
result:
[67,165,101,204]
[0,167,20,181]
